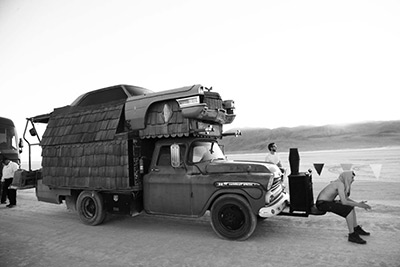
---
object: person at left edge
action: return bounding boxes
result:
[1,157,19,208]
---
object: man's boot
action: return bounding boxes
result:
[348,232,367,244]
[354,225,370,236]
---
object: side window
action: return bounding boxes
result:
[78,88,127,107]
[0,127,16,150]
[192,146,206,163]
[189,141,224,163]
[157,146,171,166]
[156,144,187,167]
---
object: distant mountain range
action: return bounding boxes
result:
[220,120,400,153]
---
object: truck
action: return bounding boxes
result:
[20,84,289,241]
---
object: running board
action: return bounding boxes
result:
[278,204,326,217]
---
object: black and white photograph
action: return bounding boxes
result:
[1,1,399,266]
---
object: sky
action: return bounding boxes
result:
[1,0,399,139]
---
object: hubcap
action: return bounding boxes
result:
[219,204,245,231]
[82,197,96,218]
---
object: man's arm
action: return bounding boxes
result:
[337,183,371,210]
[12,162,19,172]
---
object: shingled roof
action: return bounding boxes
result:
[39,101,134,190]
[41,101,125,147]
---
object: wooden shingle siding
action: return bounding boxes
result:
[40,101,135,190]
[42,140,130,190]
[41,101,124,146]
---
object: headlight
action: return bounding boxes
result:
[223,100,235,109]
[176,96,200,108]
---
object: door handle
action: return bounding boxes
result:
[151,168,160,172]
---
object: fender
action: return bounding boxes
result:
[198,188,266,217]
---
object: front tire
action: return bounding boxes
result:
[76,191,106,225]
[210,194,257,241]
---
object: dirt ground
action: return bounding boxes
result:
[1,181,399,267]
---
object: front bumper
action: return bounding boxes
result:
[258,192,289,218]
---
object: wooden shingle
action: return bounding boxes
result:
[41,101,132,190]
[42,139,131,190]
[41,102,124,146]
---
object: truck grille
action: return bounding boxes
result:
[265,177,284,205]
[270,177,282,191]
[203,92,222,109]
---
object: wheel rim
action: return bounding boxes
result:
[218,204,245,231]
[81,197,96,219]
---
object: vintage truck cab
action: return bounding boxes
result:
[144,136,288,240]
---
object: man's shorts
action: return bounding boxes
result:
[316,200,354,218]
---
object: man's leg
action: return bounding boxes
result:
[1,181,6,203]
[351,207,370,235]
[345,209,356,233]
[346,210,366,244]
[8,189,16,206]
[8,179,16,206]
[352,209,359,228]
[1,180,9,203]
[5,178,16,207]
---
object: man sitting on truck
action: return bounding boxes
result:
[316,171,371,244]
[265,142,282,168]
[265,142,287,178]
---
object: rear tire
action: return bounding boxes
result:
[210,194,257,241]
[76,191,106,225]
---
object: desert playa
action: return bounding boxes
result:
[1,147,399,267]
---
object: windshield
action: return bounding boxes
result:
[191,141,225,163]
[71,85,154,107]
[0,124,18,153]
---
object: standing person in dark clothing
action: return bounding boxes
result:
[1,157,19,208]
[316,171,371,244]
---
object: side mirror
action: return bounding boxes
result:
[170,144,180,168]
[29,128,37,136]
